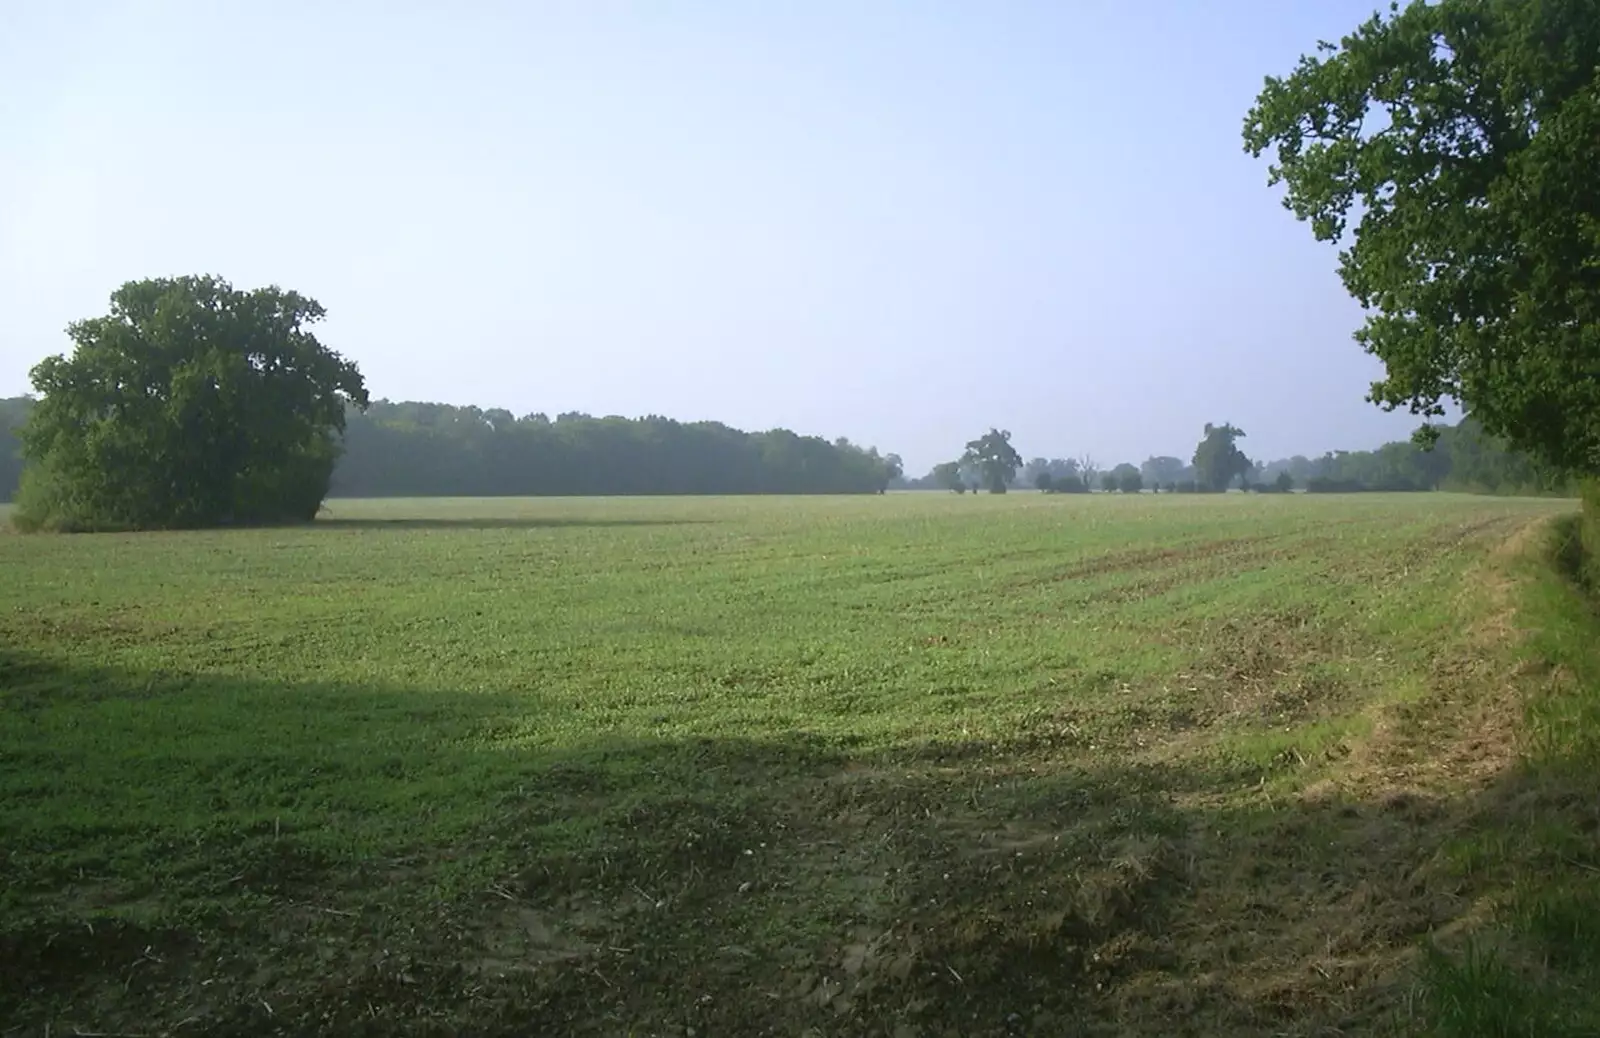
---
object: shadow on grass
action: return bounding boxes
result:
[2,638,1598,1038]
[313,516,718,531]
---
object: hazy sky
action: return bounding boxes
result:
[1,0,1424,473]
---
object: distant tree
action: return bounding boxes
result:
[1034,471,1054,492]
[962,428,1024,494]
[957,459,985,494]
[1048,473,1087,494]
[932,461,965,494]
[0,396,31,504]
[1077,455,1100,494]
[1409,443,1449,491]
[17,276,369,531]
[1192,423,1253,493]
[1275,470,1294,493]
[1100,471,1118,493]
[1021,457,1052,488]
[1116,467,1143,494]
[1140,456,1186,488]
[881,453,904,493]
[1026,457,1085,492]
[1243,0,1600,475]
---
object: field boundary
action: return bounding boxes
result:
[1411,510,1600,1037]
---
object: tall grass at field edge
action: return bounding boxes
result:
[1419,501,1600,1037]
[1577,479,1600,590]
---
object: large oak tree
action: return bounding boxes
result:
[1193,423,1252,492]
[962,429,1024,494]
[16,276,368,531]
[1243,0,1600,474]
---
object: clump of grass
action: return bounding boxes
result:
[1419,940,1559,1038]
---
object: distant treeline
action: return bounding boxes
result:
[328,401,901,496]
[898,418,1570,497]
[0,397,24,503]
[0,394,1567,504]
[0,396,900,500]
[1256,419,1569,495]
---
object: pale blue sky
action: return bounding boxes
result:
[0,0,1420,473]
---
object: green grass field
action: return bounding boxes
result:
[4,492,1598,1036]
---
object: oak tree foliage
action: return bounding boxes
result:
[16,276,369,531]
[1193,423,1253,492]
[1243,0,1600,474]
[961,429,1024,494]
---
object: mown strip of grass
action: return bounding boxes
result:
[1420,513,1600,1037]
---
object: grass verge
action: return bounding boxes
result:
[1416,513,1600,1037]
